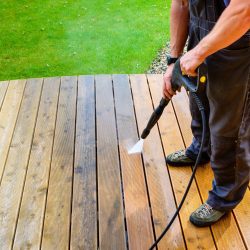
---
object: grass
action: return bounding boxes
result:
[0,1,170,80]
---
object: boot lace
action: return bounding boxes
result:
[197,203,213,218]
[173,150,185,158]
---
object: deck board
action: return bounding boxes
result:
[71,75,97,249]
[0,74,249,250]
[113,74,154,249]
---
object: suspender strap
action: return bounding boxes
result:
[205,0,226,22]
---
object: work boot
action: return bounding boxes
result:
[166,149,209,166]
[166,149,209,167]
[190,203,226,227]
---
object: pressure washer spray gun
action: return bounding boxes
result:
[129,58,208,249]
[128,58,207,154]
[141,59,207,139]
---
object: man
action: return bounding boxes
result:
[163,0,250,226]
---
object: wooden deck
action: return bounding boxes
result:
[0,75,249,250]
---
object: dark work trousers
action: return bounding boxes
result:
[185,0,250,212]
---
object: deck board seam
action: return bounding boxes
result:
[94,76,100,250]
[0,81,10,113]
[68,76,79,249]
[112,75,129,250]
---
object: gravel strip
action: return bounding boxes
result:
[147,42,170,74]
[147,42,188,74]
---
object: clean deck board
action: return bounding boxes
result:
[0,75,249,250]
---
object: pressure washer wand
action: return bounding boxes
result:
[141,98,170,139]
[128,97,171,154]
[128,59,207,154]
[140,58,207,141]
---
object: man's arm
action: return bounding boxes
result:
[181,0,250,76]
[163,0,189,99]
[170,0,189,57]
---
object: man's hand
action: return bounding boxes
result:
[180,48,205,76]
[163,64,176,99]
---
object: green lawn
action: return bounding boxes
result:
[0,1,170,80]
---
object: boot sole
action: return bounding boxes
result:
[166,158,209,167]
[166,160,195,166]
[189,212,226,227]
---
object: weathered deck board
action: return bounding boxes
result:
[71,75,97,250]
[113,74,154,249]
[0,74,249,250]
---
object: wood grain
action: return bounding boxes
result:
[113,74,154,250]
[95,75,126,250]
[0,78,43,249]
[13,77,60,250]
[41,77,77,249]
[70,75,97,250]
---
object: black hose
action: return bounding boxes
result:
[149,92,206,250]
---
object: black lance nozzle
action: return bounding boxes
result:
[141,58,207,140]
[141,97,170,139]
